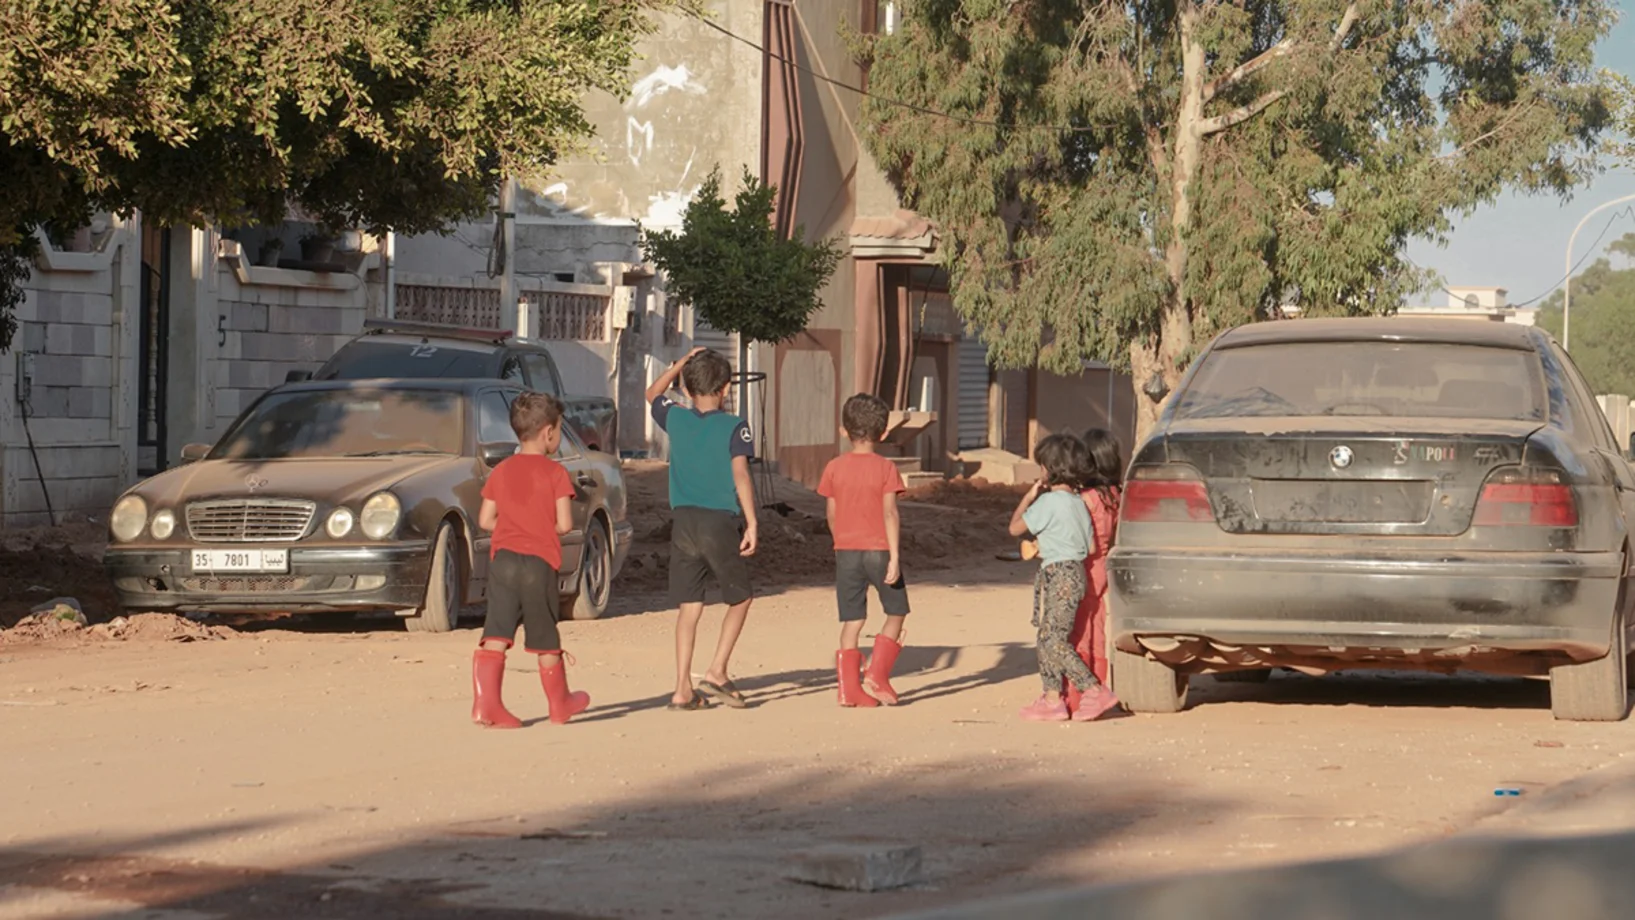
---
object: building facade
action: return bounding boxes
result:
[399,0,1135,487]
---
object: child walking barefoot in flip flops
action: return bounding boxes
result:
[1009,434,1120,723]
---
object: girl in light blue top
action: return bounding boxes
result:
[1008,434,1121,723]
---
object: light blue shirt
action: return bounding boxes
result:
[1022,489,1093,565]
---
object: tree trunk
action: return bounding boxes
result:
[1131,2,1206,449]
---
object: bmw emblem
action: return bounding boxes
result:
[1329,446,1354,470]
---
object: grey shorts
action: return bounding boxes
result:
[669,506,754,606]
[835,550,911,622]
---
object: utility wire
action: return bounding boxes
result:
[1406,206,1635,310]
[685,10,1110,134]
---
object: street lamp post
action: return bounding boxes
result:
[1563,192,1635,352]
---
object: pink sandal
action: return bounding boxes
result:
[1019,694,1070,722]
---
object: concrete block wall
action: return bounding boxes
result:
[214,276,368,429]
[1,231,139,528]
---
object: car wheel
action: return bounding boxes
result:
[1550,612,1629,722]
[564,516,612,621]
[407,523,465,634]
[1111,646,1189,714]
[1215,668,1273,684]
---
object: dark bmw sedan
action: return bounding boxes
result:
[1109,318,1635,721]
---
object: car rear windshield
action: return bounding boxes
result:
[319,341,492,379]
[1174,341,1546,422]
[211,390,465,460]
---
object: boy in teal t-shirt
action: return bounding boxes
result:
[646,348,758,711]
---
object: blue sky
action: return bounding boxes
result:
[1404,2,1635,307]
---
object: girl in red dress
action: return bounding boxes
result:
[1066,429,1123,715]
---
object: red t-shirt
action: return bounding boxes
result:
[481,454,576,569]
[817,451,906,552]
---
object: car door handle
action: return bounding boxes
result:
[576,474,595,487]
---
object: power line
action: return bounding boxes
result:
[685,10,1108,134]
[1407,205,1635,310]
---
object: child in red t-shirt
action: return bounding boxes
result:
[469,392,590,728]
[818,394,910,707]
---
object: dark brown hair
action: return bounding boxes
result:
[1081,427,1124,507]
[510,391,564,441]
[1034,433,1093,489]
[841,393,891,442]
[681,349,734,399]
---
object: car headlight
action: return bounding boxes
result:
[110,496,148,543]
[150,509,176,540]
[326,507,355,538]
[359,492,402,540]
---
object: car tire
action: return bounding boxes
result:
[1214,668,1273,684]
[407,523,465,634]
[1550,609,1629,721]
[564,516,612,621]
[1111,646,1189,714]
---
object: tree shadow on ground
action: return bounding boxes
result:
[15,764,1635,920]
[0,765,1235,920]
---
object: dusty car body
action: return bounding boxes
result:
[292,320,619,455]
[1108,318,1635,721]
[103,379,632,629]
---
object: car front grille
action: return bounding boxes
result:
[179,575,314,593]
[185,499,316,543]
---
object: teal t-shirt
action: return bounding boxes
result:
[651,396,754,512]
[1022,489,1094,565]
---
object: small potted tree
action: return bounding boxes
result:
[258,236,285,267]
[299,230,336,265]
[641,166,842,413]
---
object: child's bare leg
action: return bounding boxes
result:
[840,620,866,651]
[674,602,705,703]
[480,639,510,652]
[879,615,907,643]
[702,598,751,685]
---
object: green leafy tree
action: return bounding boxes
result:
[857,0,1620,438]
[642,166,843,403]
[0,0,663,347]
[1538,233,1635,396]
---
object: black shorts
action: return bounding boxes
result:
[483,549,562,653]
[835,550,911,622]
[669,506,754,606]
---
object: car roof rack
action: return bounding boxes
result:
[362,318,513,344]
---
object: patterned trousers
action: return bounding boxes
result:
[1034,561,1100,693]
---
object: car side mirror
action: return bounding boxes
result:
[285,370,312,383]
[480,442,516,466]
[178,443,211,464]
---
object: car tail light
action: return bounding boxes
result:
[1473,468,1577,527]
[1123,465,1215,523]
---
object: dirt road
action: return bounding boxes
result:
[4,557,1634,919]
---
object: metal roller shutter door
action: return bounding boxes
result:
[957,335,990,449]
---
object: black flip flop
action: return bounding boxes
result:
[697,680,749,709]
[666,694,712,711]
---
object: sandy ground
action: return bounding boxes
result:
[5,561,1635,919]
[4,465,1635,918]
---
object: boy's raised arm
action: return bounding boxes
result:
[646,346,706,404]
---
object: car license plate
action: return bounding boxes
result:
[190,549,289,573]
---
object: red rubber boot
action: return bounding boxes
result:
[538,652,591,725]
[471,648,523,729]
[863,635,904,705]
[837,649,879,708]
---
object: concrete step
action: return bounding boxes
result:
[888,456,923,475]
[902,471,945,490]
